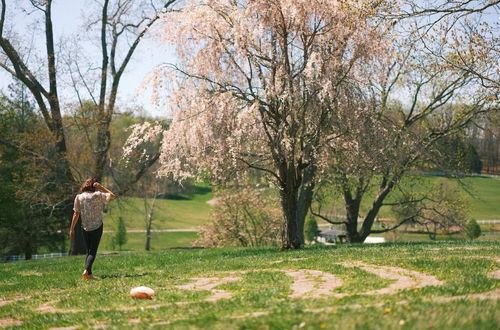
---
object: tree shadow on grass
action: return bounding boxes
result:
[100,273,150,279]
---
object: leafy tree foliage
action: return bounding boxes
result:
[464,219,481,240]
[304,216,319,243]
[433,135,482,174]
[114,217,128,250]
[0,86,67,259]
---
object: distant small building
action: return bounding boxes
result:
[317,228,346,244]
[317,228,385,244]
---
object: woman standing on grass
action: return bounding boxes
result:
[70,177,116,280]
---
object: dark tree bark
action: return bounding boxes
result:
[343,188,363,243]
[277,162,303,249]
[144,190,158,251]
[0,0,80,253]
[295,163,316,245]
[92,0,177,181]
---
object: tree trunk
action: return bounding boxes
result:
[145,223,151,251]
[93,118,111,181]
[344,192,364,243]
[279,181,301,249]
[296,164,316,245]
[24,241,32,260]
[144,192,157,251]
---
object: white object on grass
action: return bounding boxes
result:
[130,286,155,299]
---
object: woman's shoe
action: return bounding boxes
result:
[82,270,95,280]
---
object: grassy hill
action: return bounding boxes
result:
[103,184,214,231]
[0,242,498,329]
[316,175,500,221]
[370,175,500,220]
[104,176,500,232]
[96,176,500,251]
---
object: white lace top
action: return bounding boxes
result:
[73,191,111,231]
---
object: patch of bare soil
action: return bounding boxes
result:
[429,247,483,251]
[128,318,141,324]
[338,262,443,295]
[283,269,345,299]
[269,258,309,264]
[0,318,22,328]
[0,295,31,307]
[176,276,243,302]
[488,269,500,280]
[230,311,270,319]
[18,270,43,277]
[432,289,500,303]
[36,301,82,314]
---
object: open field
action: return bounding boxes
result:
[95,177,500,250]
[100,232,199,251]
[103,184,213,231]
[337,175,500,221]
[0,241,498,329]
[105,176,500,233]
[461,176,500,220]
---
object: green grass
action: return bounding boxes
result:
[461,176,500,220]
[0,241,498,329]
[382,231,500,243]
[103,184,213,231]
[100,232,199,251]
[319,175,500,221]
[96,177,499,251]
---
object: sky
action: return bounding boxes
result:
[2,1,499,118]
[1,0,176,118]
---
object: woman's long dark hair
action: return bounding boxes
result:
[80,177,97,193]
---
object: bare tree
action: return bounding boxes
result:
[0,0,81,253]
[0,0,73,184]
[73,0,176,181]
[0,0,177,254]
[312,38,493,242]
[398,1,500,106]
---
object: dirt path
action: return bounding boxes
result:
[338,262,443,295]
[176,276,243,302]
[0,318,22,328]
[36,301,82,314]
[283,269,345,299]
[270,258,309,264]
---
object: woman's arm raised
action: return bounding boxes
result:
[93,182,117,200]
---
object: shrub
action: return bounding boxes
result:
[195,188,282,247]
[464,219,481,240]
[115,217,127,250]
[304,216,319,243]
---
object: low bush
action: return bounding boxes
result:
[195,188,282,247]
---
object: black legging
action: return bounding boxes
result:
[82,224,103,275]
